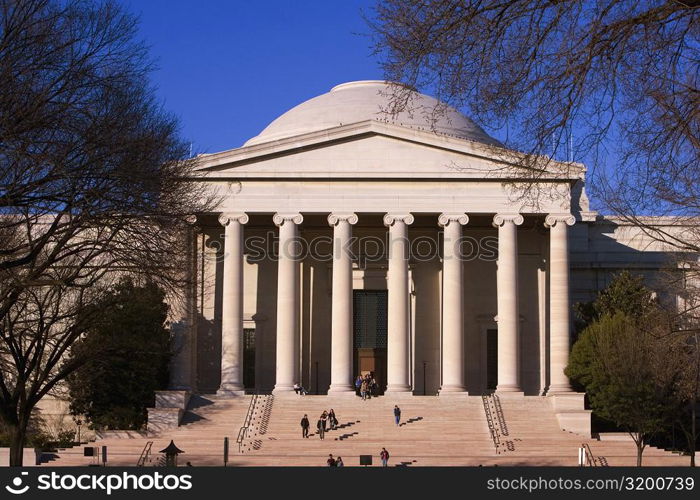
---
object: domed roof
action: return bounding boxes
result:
[244,80,500,147]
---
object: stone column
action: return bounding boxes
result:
[492,213,524,393]
[272,212,304,394]
[545,214,575,393]
[217,212,249,396]
[169,214,199,391]
[328,212,359,394]
[383,213,414,393]
[438,213,469,394]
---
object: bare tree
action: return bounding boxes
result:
[369,0,699,248]
[0,275,107,466]
[0,0,215,465]
[372,4,700,462]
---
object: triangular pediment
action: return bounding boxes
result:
[195,120,583,181]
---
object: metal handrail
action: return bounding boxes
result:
[136,441,153,467]
[492,394,509,436]
[582,442,597,466]
[237,394,258,453]
[482,395,501,452]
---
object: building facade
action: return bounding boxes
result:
[169,81,686,399]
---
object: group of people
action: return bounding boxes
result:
[300,409,339,440]
[355,373,378,400]
[293,375,381,399]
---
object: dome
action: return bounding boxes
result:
[244,80,500,147]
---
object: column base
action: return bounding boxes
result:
[272,384,296,395]
[495,384,524,397]
[439,385,469,396]
[547,383,574,394]
[495,383,522,392]
[216,386,245,397]
[328,384,356,394]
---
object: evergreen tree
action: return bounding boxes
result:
[567,272,684,465]
[67,279,171,430]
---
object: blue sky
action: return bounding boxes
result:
[122,1,615,214]
[121,0,383,154]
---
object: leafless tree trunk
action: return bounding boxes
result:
[0,0,215,465]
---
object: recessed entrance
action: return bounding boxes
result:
[353,290,388,393]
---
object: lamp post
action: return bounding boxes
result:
[75,419,82,444]
[160,440,184,467]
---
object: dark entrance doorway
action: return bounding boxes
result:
[486,328,498,391]
[353,290,388,393]
[243,328,255,390]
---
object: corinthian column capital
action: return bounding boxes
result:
[218,212,249,226]
[273,212,304,226]
[438,213,469,227]
[492,213,524,228]
[544,213,576,228]
[327,212,359,226]
[383,212,414,227]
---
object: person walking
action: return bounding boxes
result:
[300,414,310,438]
[394,405,401,426]
[327,454,336,467]
[317,417,325,440]
[355,375,363,396]
[336,456,344,467]
[328,409,338,430]
[380,447,390,467]
[320,410,329,431]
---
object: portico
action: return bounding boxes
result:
[207,209,574,397]
[173,81,588,398]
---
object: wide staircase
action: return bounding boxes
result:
[233,394,494,466]
[42,394,690,467]
[45,395,252,466]
[482,395,688,466]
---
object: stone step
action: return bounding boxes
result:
[42,395,690,467]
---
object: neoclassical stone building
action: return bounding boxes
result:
[168,80,686,400]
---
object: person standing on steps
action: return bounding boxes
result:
[361,378,368,401]
[320,410,329,431]
[364,373,372,399]
[355,375,363,396]
[328,408,338,430]
[380,447,390,467]
[370,374,378,397]
[317,416,325,440]
[394,405,401,426]
[300,414,309,438]
[336,456,344,467]
[327,454,336,467]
